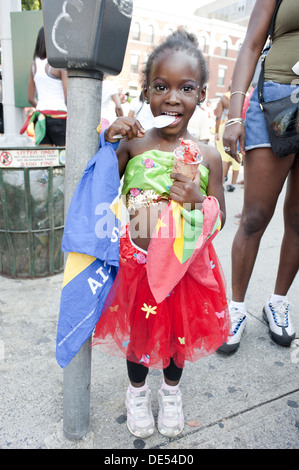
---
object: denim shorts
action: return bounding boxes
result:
[245,80,299,151]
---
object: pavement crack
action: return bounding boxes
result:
[151,388,299,449]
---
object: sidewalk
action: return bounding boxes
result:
[0,176,298,450]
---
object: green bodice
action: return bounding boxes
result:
[122,150,209,197]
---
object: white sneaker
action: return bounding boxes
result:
[263,296,295,346]
[217,302,247,354]
[126,385,155,438]
[158,386,184,437]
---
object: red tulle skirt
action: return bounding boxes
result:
[92,226,231,370]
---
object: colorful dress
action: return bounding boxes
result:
[92,150,230,370]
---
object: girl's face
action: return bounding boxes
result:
[144,49,206,136]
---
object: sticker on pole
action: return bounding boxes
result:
[0,148,65,168]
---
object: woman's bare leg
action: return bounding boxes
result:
[274,155,299,295]
[231,148,295,302]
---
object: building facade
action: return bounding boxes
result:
[195,0,255,26]
[111,1,247,103]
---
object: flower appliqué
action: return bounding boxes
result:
[130,188,141,197]
[133,252,147,264]
[143,158,155,169]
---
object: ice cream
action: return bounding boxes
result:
[172,138,203,180]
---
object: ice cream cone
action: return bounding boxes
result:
[172,154,200,180]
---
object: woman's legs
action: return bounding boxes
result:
[231,148,295,302]
[274,155,299,295]
[218,148,296,353]
[261,155,299,346]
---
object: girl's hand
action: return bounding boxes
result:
[105,117,146,143]
[222,123,245,163]
[170,171,205,209]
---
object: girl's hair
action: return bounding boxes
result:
[33,27,47,60]
[144,28,209,88]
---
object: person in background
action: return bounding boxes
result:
[188,103,211,144]
[100,76,124,132]
[121,91,131,116]
[27,27,67,146]
[219,0,298,354]
[128,89,154,130]
[215,88,242,191]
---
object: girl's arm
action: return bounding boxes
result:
[104,116,146,177]
[223,0,277,161]
[27,62,37,108]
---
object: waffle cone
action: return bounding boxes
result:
[172,156,200,180]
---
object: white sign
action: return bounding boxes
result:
[0,148,65,168]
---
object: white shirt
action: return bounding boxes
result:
[188,106,211,141]
[129,98,154,129]
[101,80,119,123]
[34,58,66,111]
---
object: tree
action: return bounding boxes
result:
[22,0,41,10]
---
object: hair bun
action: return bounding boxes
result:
[171,27,199,48]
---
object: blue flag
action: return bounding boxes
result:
[56,133,121,368]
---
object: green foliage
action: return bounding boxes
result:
[22,0,42,11]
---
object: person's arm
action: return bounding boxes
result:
[214,98,223,141]
[223,0,277,161]
[205,147,226,228]
[111,93,124,117]
[60,69,68,105]
[27,62,37,108]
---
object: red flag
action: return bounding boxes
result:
[147,196,221,303]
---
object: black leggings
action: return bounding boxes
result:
[127,358,183,384]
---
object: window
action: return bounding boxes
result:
[217,66,226,86]
[130,54,139,74]
[220,40,228,57]
[132,22,140,41]
[146,25,154,44]
[198,36,206,53]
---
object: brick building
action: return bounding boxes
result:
[111,0,247,104]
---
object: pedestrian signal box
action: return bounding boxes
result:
[42,0,133,75]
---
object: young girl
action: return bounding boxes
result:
[92,30,230,439]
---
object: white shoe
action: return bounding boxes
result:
[263,296,295,346]
[217,302,247,354]
[126,385,155,438]
[158,386,184,438]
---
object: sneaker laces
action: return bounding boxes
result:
[269,300,290,327]
[160,390,182,419]
[230,307,246,335]
[128,390,151,420]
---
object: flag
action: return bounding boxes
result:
[147,197,221,304]
[56,133,121,368]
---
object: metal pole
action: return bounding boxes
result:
[63,70,103,440]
